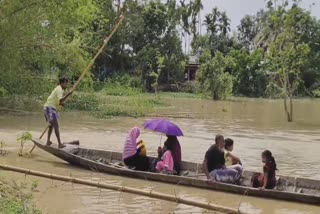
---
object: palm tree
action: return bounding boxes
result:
[204,7,220,35]
[190,0,203,38]
[237,15,257,49]
[179,0,191,34]
[219,11,230,36]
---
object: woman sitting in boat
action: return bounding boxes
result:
[155,140,175,174]
[252,150,277,190]
[164,135,181,175]
[122,127,149,171]
[224,138,242,166]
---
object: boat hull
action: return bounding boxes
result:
[32,139,320,205]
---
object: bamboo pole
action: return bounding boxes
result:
[0,164,244,214]
[70,14,124,93]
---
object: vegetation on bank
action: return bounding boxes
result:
[0,178,41,214]
[67,91,167,118]
[0,91,167,119]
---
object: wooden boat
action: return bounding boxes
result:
[32,139,320,205]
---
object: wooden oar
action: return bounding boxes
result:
[29,125,49,153]
[0,164,244,214]
[30,15,125,154]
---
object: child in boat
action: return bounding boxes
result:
[252,150,277,190]
[155,141,174,174]
[224,138,242,166]
[122,127,149,171]
[136,140,147,156]
[149,146,163,172]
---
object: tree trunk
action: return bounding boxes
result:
[283,95,293,122]
[289,95,293,122]
[117,0,121,15]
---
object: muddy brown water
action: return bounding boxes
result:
[0,98,320,213]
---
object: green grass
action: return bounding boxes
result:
[0,83,208,118]
[101,83,143,96]
[157,92,206,99]
[0,95,44,112]
[66,92,168,118]
[0,178,41,214]
[0,90,206,118]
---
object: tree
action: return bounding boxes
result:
[266,30,310,122]
[197,50,234,100]
[228,48,266,97]
[0,0,96,94]
[204,7,220,35]
[133,0,186,91]
[190,0,203,39]
[219,11,231,36]
[194,7,239,57]
[237,15,258,50]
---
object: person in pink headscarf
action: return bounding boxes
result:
[122,127,149,171]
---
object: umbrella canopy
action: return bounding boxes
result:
[143,119,184,136]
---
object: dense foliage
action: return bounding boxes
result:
[196,1,320,100]
[1,0,320,120]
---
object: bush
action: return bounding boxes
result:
[0,72,56,96]
[312,88,320,98]
[67,93,100,111]
[265,82,283,98]
[197,51,234,100]
[0,178,41,214]
[101,83,142,96]
[179,82,199,94]
[0,95,43,111]
[65,92,166,118]
[0,87,8,97]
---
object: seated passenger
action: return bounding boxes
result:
[252,150,277,190]
[224,138,242,166]
[164,135,181,175]
[136,139,147,156]
[203,135,242,184]
[155,141,174,174]
[122,127,149,171]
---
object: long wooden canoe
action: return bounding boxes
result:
[32,139,320,205]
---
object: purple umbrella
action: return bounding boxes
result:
[143,119,184,136]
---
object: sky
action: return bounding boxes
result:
[201,0,320,30]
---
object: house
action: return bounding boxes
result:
[184,55,200,82]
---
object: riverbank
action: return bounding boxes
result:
[0,90,205,119]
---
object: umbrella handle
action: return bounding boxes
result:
[159,135,162,147]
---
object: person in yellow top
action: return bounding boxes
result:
[224,138,242,166]
[43,77,72,148]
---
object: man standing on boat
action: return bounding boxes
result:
[203,135,242,184]
[43,77,72,148]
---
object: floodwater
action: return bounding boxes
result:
[0,97,320,214]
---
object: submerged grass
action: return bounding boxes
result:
[0,83,204,118]
[0,95,44,112]
[0,178,41,214]
[66,92,168,118]
[157,92,206,99]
